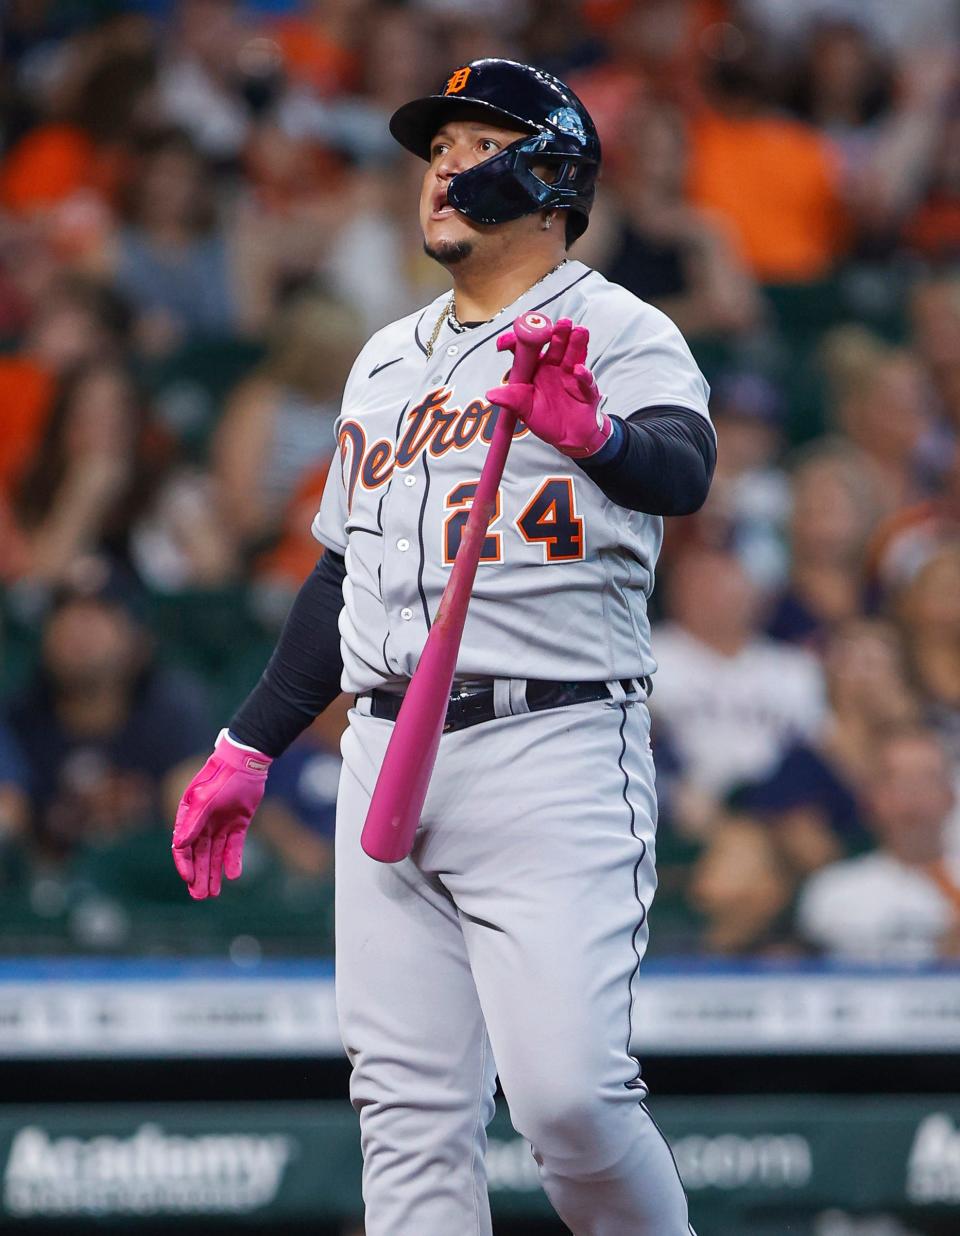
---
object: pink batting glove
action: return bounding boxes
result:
[171,731,272,901]
[486,318,611,459]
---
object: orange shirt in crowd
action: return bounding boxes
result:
[255,458,331,591]
[0,125,95,214]
[0,357,54,495]
[686,108,849,283]
[268,16,360,96]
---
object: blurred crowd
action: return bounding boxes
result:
[0,0,958,962]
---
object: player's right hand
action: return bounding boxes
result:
[171,731,273,900]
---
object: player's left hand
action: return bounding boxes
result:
[486,318,611,459]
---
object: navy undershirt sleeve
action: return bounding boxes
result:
[229,551,346,757]
[577,404,716,515]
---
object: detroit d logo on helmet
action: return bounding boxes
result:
[444,67,472,95]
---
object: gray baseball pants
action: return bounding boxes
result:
[335,686,694,1235]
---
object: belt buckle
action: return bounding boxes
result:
[444,681,495,733]
[443,686,471,734]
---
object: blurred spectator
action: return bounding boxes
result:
[865,46,958,243]
[336,4,433,141]
[246,7,424,198]
[212,291,360,550]
[739,619,918,872]
[796,725,960,962]
[17,271,130,374]
[321,162,451,333]
[571,0,717,154]
[234,130,346,331]
[688,815,796,956]
[765,441,881,649]
[108,128,245,354]
[266,0,368,98]
[1,358,159,589]
[695,370,790,589]
[650,546,825,837]
[0,274,130,498]
[1,345,239,597]
[8,563,212,860]
[786,17,894,148]
[0,719,29,845]
[889,541,960,763]
[782,18,956,250]
[824,326,941,507]
[901,104,960,262]
[0,14,157,223]
[910,274,960,437]
[246,461,333,626]
[687,618,919,956]
[128,465,242,594]
[687,19,849,282]
[256,693,351,879]
[590,98,760,338]
[156,0,253,161]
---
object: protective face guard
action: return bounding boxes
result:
[446,132,595,231]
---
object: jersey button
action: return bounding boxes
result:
[403,475,416,487]
[397,538,410,551]
[446,344,459,356]
[400,607,413,621]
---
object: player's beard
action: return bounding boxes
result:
[423,239,474,266]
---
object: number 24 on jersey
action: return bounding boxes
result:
[443,476,584,565]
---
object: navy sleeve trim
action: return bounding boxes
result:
[229,552,346,757]
[586,415,625,465]
[578,404,716,515]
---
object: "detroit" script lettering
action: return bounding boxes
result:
[339,388,529,508]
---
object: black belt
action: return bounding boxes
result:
[363,678,647,734]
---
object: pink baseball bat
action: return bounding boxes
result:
[360,310,554,862]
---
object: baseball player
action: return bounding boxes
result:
[172,60,714,1236]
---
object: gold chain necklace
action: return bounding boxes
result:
[424,259,568,358]
[424,300,453,358]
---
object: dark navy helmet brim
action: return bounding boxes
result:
[389,95,538,161]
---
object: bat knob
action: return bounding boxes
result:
[513,311,554,348]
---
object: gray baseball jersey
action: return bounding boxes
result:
[312,258,711,691]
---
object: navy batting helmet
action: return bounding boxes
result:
[389,59,601,242]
